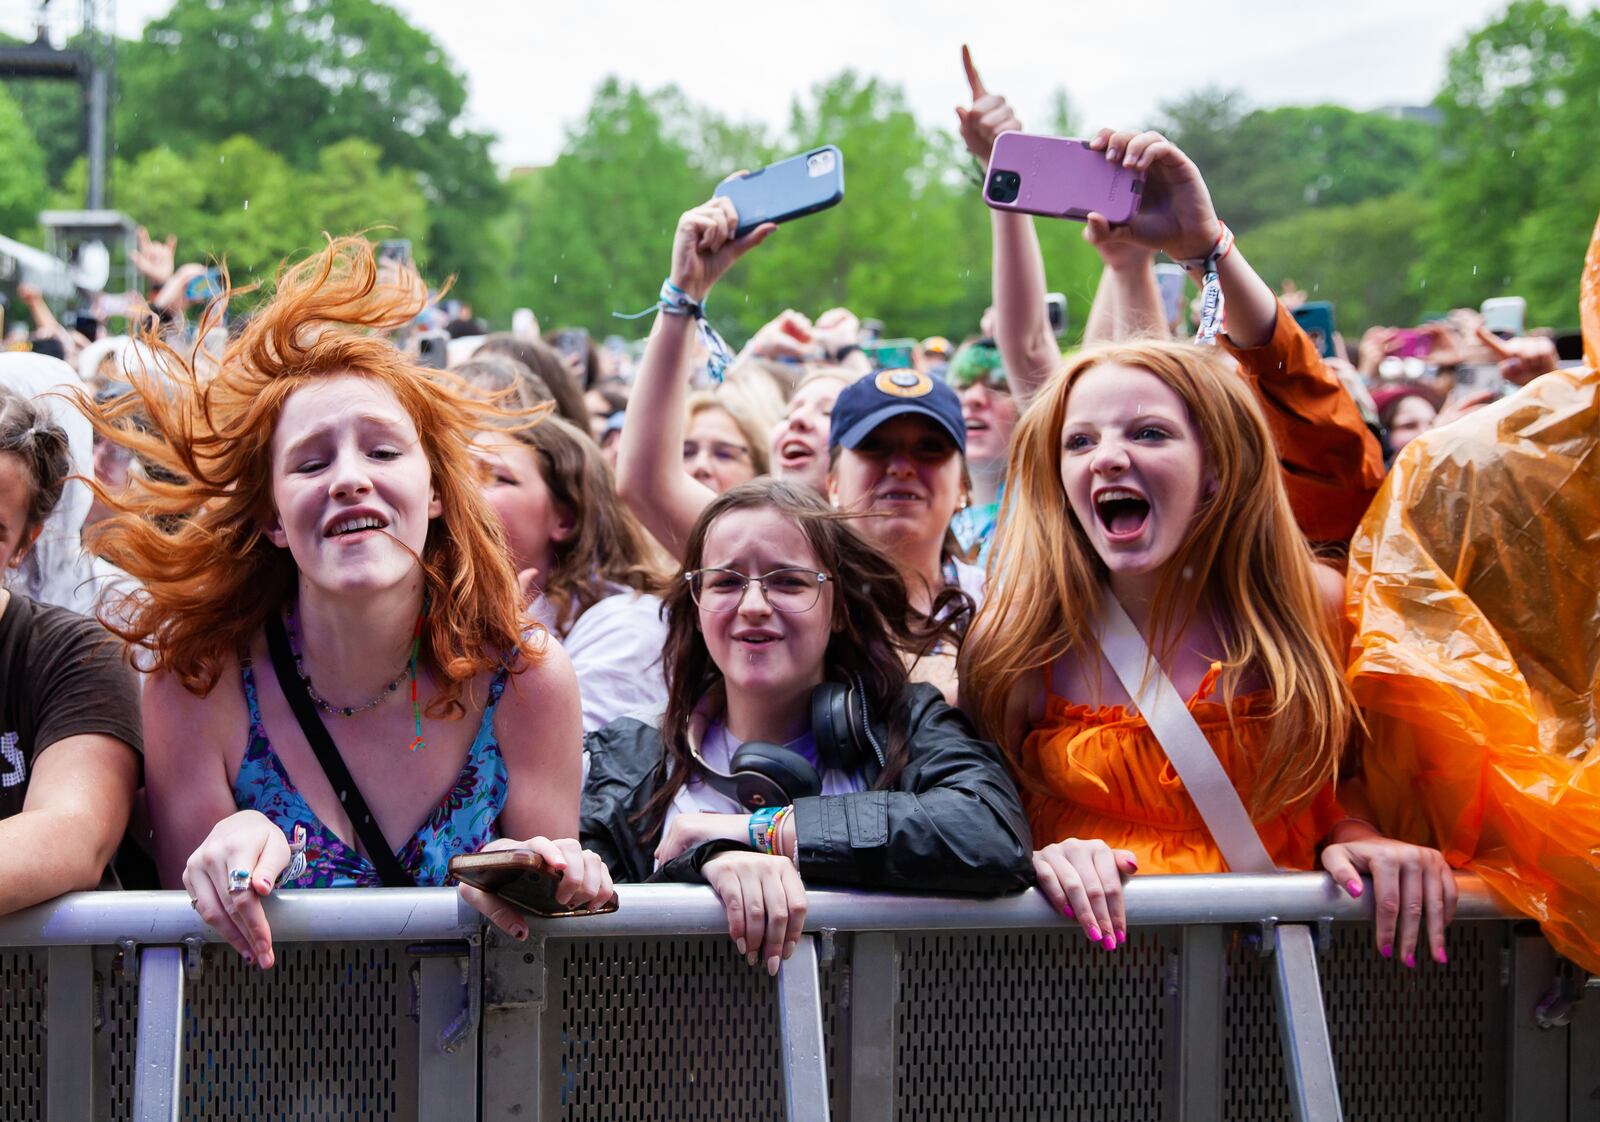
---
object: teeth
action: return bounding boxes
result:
[1096,488,1143,505]
[330,516,384,536]
[782,442,812,459]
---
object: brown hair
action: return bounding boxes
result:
[79,236,545,714]
[961,340,1356,818]
[474,334,590,430]
[636,479,970,837]
[0,385,72,540]
[504,415,671,635]
[453,354,553,409]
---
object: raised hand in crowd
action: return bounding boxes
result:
[150,261,212,317]
[742,309,816,361]
[958,47,1060,399]
[1475,323,1558,385]
[131,226,178,289]
[615,196,775,557]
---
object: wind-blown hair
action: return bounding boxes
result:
[961,340,1355,818]
[636,479,970,836]
[79,236,545,715]
[500,414,671,635]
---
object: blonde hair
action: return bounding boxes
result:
[686,389,771,476]
[962,340,1355,817]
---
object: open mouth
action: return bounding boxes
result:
[735,632,781,646]
[1094,488,1150,540]
[876,489,923,504]
[325,514,389,539]
[779,439,815,464]
[964,418,989,432]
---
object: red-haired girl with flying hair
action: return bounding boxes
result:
[83,238,612,968]
[960,337,1458,970]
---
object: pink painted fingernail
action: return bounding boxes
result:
[1346,879,1363,898]
[241,953,253,965]
[1062,905,1074,919]
[1117,930,1127,946]
[1102,934,1117,951]
[1380,944,1393,959]
[1435,948,1449,965]
[1087,926,1102,942]
[1403,952,1416,969]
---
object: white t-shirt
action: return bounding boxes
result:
[540,589,669,733]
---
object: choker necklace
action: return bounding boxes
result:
[283,599,429,752]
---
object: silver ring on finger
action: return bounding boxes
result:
[227,868,252,894]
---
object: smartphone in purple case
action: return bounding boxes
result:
[983,132,1144,224]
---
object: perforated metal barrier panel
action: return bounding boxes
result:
[1222,922,1506,1122]
[4,917,1592,1121]
[554,936,786,1121]
[101,943,417,1122]
[895,929,1173,1121]
[0,949,48,1118]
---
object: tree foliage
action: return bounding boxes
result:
[1420,0,1600,325]
[0,84,48,239]
[112,0,500,301]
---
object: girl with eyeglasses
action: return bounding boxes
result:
[582,479,1032,976]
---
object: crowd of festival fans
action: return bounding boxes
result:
[1,51,1596,987]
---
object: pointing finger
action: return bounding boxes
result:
[962,44,987,100]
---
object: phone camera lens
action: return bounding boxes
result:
[988,170,1021,204]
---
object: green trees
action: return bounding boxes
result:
[0,84,48,239]
[1421,0,1600,325]
[112,0,499,301]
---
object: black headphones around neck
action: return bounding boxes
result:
[688,677,882,811]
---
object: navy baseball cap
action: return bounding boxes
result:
[829,369,967,454]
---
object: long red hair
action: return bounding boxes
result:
[81,236,546,714]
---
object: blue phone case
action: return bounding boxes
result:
[1291,301,1338,359]
[714,147,845,237]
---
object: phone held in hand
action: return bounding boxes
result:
[862,339,917,371]
[1291,301,1338,359]
[449,851,619,919]
[184,267,225,303]
[378,239,412,266]
[983,133,1144,224]
[1480,296,1526,337]
[1154,264,1186,329]
[1046,292,1068,337]
[417,331,449,370]
[714,146,845,237]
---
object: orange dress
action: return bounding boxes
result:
[1018,664,1344,873]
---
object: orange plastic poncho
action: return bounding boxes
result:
[1347,216,1600,972]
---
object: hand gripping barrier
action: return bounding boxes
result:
[0,874,1595,1121]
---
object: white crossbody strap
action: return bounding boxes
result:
[1094,589,1276,874]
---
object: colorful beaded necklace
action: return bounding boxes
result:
[283,598,429,752]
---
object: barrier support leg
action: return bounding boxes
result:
[415,944,481,1122]
[778,934,830,1122]
[1507,925,1568,1119]
[1171,925,1224,1121]
[481,934,548,1122]
[46,945,102,1122]
[848,932,896,1122]
[131,946,185,1122]
[1270,923,1343,1122]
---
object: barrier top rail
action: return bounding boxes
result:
[0,872,1512,947]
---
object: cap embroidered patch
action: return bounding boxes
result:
[874,369,933,399]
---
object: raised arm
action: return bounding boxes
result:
[957,48,1060,400]
[1084,127,1383,539]
[615,198,775,558]
[1081,230,1164,345]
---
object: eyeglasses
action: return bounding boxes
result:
[686,567,831,613]
[682,440,751,465]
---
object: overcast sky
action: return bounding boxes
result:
[7,0,1523,169]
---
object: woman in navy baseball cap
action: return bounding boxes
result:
[827,368,980,703]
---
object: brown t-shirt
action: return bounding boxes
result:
[0,591,143,820]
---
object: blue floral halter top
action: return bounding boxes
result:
[234,660,511,887]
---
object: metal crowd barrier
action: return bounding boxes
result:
[0,874,1596,1121]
